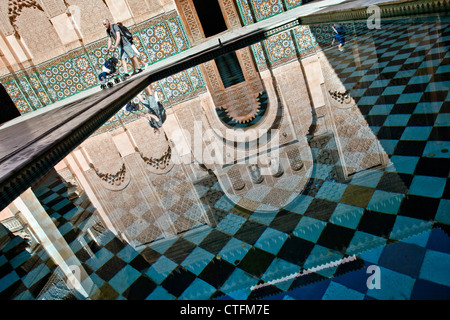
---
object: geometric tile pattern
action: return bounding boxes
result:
[139,17,190,65]
[236,0,303,25]
[1,19,450,300]
[101,66,205,128]
[0,16,201,118]
[252,25,318,66]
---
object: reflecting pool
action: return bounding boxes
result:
[1,14,449,300]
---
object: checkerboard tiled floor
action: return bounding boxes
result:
[1,18,449,300]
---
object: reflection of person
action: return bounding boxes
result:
[141,86,166,135]
[331,23,345,51]
[125,99,161,135]
[125,86,165,135]
[103,19,143,75]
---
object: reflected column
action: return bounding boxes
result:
[13,188,97,299]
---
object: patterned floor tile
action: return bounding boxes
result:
[1,17,450,301]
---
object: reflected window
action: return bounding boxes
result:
[214,52,245,88]
[193,0,227,37]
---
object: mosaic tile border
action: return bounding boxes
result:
[0,13,200,118]
[251,25,319,67]
[235,0,302,26]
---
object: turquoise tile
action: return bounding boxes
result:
[218,238,251,265]
[249,210,277,225]
[220,268,259,299]
[394,69,417,79]
[182,225,212,245]
[52,198,71,211]
[419,250,450,287]
[63,207,81,221]
[303,245,343,278]
[418,57,439,68]
[116,245,140,263]
[311,163,334,180]
[109,265,141,294]
[350,88,368,97]
[284,194,314,215]
[293,216,327,243]
[13,290,34,300]
[329,204,364,229]
[181,247,214,275]
[436,64,450,74]
[426,81,450,92]
[423,141,450,158]
[145,286,176,300]
[216,213,247,235]
[370,61,389,69]
[428,46,447,55]
[10,250,31,269]
[382,65,402,73]
[261,258,301,291]
[369,79,391,88]
[408,74,432,85]
[322,281,365,300]
[393,54,412,61]
[389,215,433,241]
[21,264,50,288]
[435,199,450,225]
[396,92,423,104]
[404,56,425,64]
[383,114,411,126]
[408,175,446,198]
[85,272,105,289]
[96,230,116,246]
[350,169,383,188]
[254,227,288,255]
[214,195,235,211]
[366,267,415,300]
[346,231,386,259]
[59,222,75,236]
[413,102,443,114]
[435,113,450,127]
[379,139,398,155]
[178,278,216,300]
[381,49,398,57]
[382,85,405,95]
[400,126,432,141]
[41,193,59,205]
[358,95,380,105]
[0,271,20,292]
[386,155,419,174]
[359,74,379,82]
[400,229,431,248]
[316,181,347,202]
[0,255,7,267]
[85,248,114,270]
[368,104,394,116]
[146,256,177,284]
[367,190,404,215]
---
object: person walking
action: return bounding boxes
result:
[331,23,346,51]
[103,19,143,76]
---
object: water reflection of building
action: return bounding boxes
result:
[4,2,449,301]
[0,0,395,247]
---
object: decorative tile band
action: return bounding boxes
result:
[2,2,321,121]
[100,66,205,130]
[0,15,203,119]
[235,0,302,25]
[252,25,319,66]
